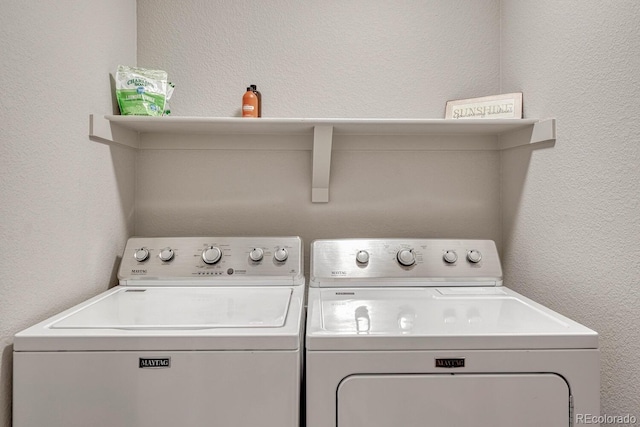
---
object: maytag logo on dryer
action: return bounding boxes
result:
[139,357,171,369]
[131,269,147,275]
[435,358,465,368]
[331,270,348,277]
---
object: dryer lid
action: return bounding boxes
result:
[305,287,599,350]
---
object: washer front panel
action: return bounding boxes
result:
[14,348,301,427]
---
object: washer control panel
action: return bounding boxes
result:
[310,239,502,287]
[118,236,303,283]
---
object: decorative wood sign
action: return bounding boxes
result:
[445,93,523,119]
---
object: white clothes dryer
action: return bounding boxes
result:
[305,239,599,427]
[14,236,305,427]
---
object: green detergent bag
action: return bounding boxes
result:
[115,65,169,116]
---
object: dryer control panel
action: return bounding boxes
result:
[310,239,502,287]
[118,236,303,284]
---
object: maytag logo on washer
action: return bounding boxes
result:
[331,270,347,276]
[139,357,171,369]
[435,358,465,368]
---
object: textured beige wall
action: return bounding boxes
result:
[135,0,503,255]
[501,0,640,418]
[138,0,500,119]
[135,141,502,244]
[0,2,137,426]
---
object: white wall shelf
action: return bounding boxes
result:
[89,114,556,202]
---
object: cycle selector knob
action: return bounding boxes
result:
[356,250,370,264]
[467,250,482,263]
[202,246,222,264]
[134,247,149,262]
[159,247,174,262]
[274,248,288,262]
[249,247,264,262]
[443,250,458,264]
[397,249,416,266]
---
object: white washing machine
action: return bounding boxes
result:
[14,236,305,427]
[306,239,599,427]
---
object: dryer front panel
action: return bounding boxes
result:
[337,373,569,427]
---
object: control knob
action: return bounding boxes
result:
[396,248,416,266]
[202,246,222,264]
[356,250,370,264]
[249,247,264,262]
[159,247,174,262]
[274,248,288,262]
[134,247,149,262]
[467,250,482,263]
[443,250,458,264]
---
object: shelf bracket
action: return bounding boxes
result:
[498,118,556,150]
[311,125,333,203]
[89,114,139,149]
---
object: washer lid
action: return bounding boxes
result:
[15,286,304,352]
[306,287,598,350]
[51,287,292,329]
